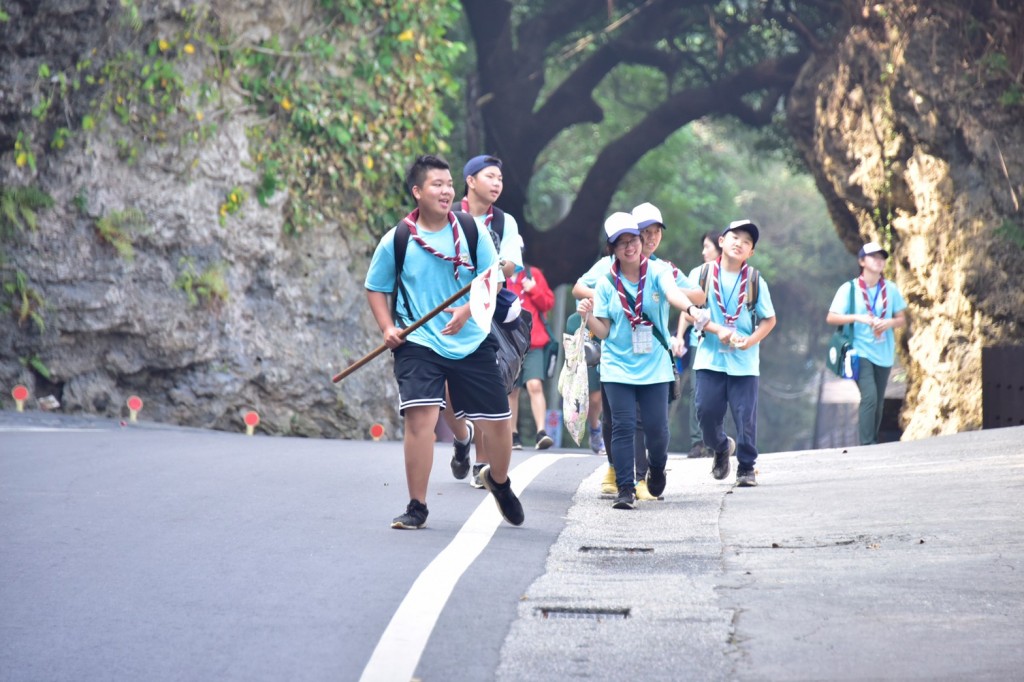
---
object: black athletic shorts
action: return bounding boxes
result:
[392,336,512,421]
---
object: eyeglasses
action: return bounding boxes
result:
[614,237,641,250]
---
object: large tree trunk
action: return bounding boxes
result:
[462,0,815,284]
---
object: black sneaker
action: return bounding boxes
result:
[712,436,736,480]
[391,499,428,529]
[511,432,523,450]
[480,465,525,526]
[736,468,757,487]
[612,486,636,510]
[450,421,474,480]
[535,430,553,450]
[647,465,666,498]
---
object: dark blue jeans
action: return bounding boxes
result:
[695,369,759,472]
[603,382,670,490]
[599,387,658,479]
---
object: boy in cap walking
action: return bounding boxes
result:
[442,154,525,487]
[686,220,776,487]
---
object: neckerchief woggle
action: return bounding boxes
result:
[402,208,474,281]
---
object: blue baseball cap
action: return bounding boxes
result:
[463,155,502,179]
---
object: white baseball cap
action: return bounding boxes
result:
[604,212,641,243]
[632,202,664,229]
[859,241,889,258]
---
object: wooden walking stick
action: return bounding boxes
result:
[332,281,474,383]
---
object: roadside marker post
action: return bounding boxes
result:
[244,411,260,436]
[127,395,143,422]
[12,385,29,412]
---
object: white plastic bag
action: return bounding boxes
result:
[558,315,591,445]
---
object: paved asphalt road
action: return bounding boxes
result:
[2,411,1022,681]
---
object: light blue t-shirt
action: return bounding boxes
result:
[475,211,524,274]
[687,264,706,347]
[828,279,906,367]
[593,259,680,385]
[578,254,614,289]
[365,217,499,359]
[692,265,775,376]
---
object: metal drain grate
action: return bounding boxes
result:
[536,607,630,621]
[578,545,654,555]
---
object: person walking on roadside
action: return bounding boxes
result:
[364,154,524,529]
[685,220,776,488]
[575,212,704,510]
[441,154,524,489]
[679,231,723,459]
[826,241,907,445]
[572,203,703,500]
[506,252,556,450]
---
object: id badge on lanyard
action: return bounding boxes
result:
[632,325,653,354]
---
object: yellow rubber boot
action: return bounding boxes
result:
[600,465,617,495]
[635,479,658,501]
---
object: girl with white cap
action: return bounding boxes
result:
[576,213,706,509]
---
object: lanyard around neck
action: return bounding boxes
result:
[711,258,749,325]
[857,275,887,317]
[611,256,650,329]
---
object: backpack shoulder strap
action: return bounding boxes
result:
[845,278,857,334]
[746,266,760,310]
[393,221,410,273]
[491,206,505,241]
[452,210,479,269]
[392,222,410,325]
[698,263,711,303]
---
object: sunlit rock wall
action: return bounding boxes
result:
[789,1,1024,437]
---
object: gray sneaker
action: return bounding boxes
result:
[736,468,758,487]
[470,463,486,489]
[712,437,736,480]
[450,421,474,480]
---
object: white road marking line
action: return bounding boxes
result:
[359,453,586,682]
[0,427,104,433]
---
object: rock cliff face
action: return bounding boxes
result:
[788,1,1024,438]
[1,1,399,437]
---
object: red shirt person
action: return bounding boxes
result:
[505,261,556,449]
